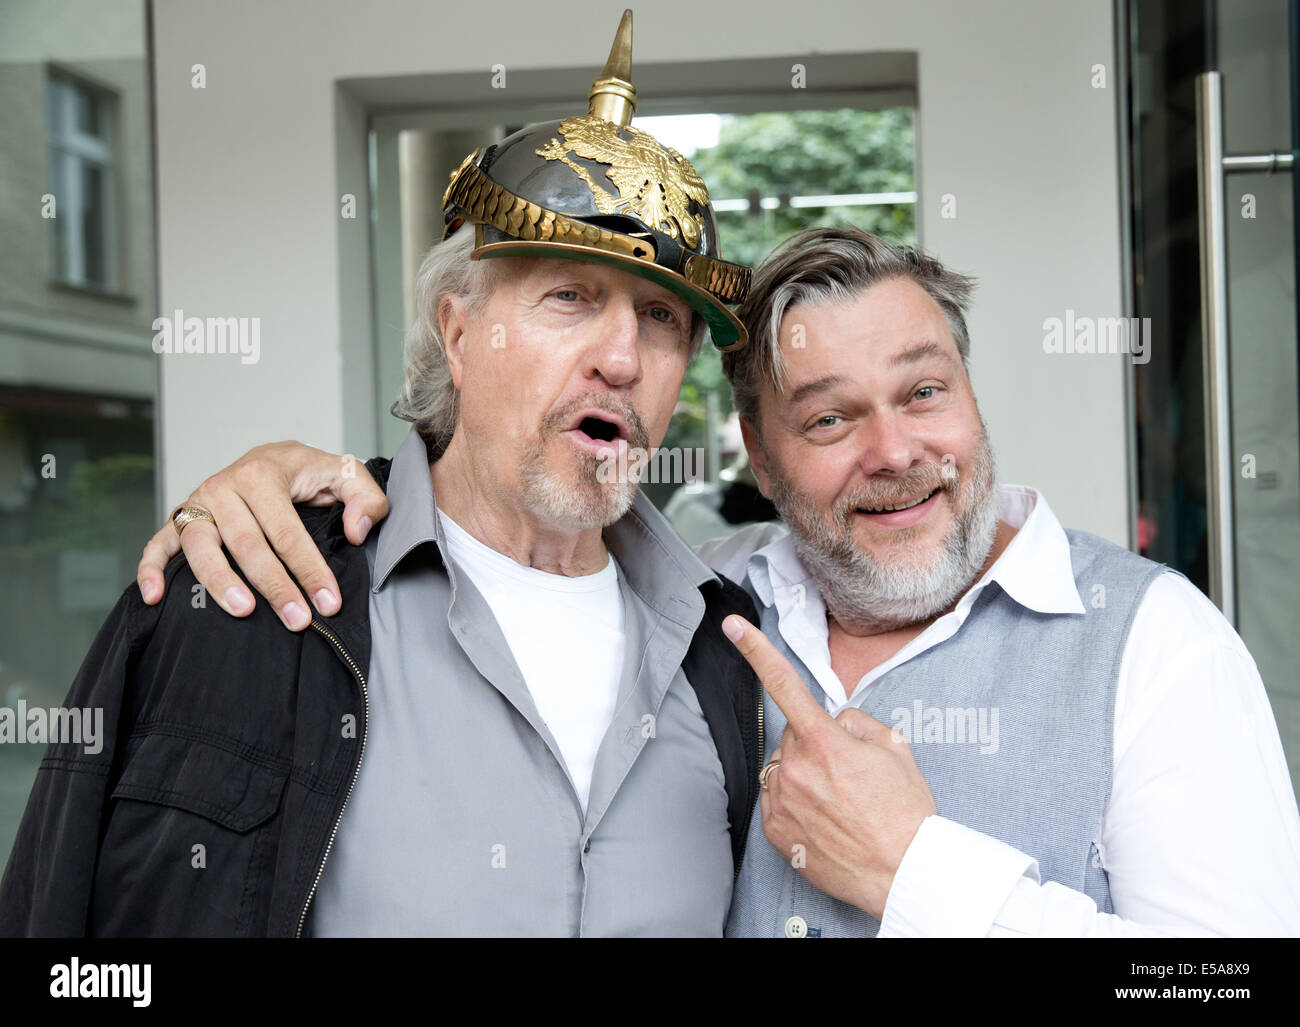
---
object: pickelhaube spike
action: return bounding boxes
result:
[587,9,637,127]
[439,9,751,350]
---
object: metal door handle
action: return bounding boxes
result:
[1194,70,1294,626]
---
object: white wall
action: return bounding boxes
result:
[151,0,1129,543]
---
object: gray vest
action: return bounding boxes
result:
[726,530,1167,937]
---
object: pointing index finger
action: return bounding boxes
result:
[722,614,832,736]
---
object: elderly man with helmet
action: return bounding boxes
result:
[0,13,766,937]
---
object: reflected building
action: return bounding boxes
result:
[0,0,156,859]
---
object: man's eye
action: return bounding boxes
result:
[812,415,841,429]
[552,288,581,302]
[647,306,677,324]
[914,386,937,401]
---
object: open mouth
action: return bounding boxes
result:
[564,408,630,455]
[576,415,622,443]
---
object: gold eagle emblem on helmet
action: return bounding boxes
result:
[536,114,709,249]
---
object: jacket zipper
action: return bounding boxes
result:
[295,618,370,937]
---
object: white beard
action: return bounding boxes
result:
[519,447,637,530]
[517,392,647,530]
[767,429,1000,632]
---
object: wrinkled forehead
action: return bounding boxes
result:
[781,279,955,346]
[780,283,959,368]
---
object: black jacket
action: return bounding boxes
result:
[0,457,762,937]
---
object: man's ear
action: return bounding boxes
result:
[438,294,468,388]
[739,417,773,498]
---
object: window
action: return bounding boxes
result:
[1,6,157,866]
[47,72,118,291]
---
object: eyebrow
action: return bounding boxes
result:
[890,341,956,369]
[784,342,958,405]
[787,374,847,406]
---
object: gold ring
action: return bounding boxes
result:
[171,503,216,536]
[759,759,782,791]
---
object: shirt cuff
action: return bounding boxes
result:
[876,815,1038,937]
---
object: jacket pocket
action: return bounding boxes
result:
[90,731,290,936]
[109,731,286,830]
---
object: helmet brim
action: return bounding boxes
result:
[470,239,748,352]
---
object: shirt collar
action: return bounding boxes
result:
[605,489,721,625]
[982,484,1086,615]
[372,426,441,591]
[746,483,1086,617]
[373,426,719,616]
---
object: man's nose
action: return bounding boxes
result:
[856,409,923,477]
[587,295,642,387]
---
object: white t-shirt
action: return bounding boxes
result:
[437,510,625,813]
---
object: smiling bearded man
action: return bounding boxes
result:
[708,225,1300,938]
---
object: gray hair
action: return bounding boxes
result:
[392,226,502,456]
[724,226,977,428]
[393,226,709,456]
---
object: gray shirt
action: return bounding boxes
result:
[307,427,733,936]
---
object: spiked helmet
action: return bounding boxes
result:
[440,9,751,350]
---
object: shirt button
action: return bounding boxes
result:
[784,915,808,938]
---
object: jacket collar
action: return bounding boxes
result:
[293,458,393,669]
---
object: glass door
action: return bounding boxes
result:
[1128,0,1300,796]
[1211,0,1300,792]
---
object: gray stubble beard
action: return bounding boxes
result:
[767,426,1000,633]
[517,392,650,531]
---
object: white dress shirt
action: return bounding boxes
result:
[698,484,1300,936]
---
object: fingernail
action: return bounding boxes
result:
[358,515,372,537]
[314,589,339,615]
[283,601,310,629]
[722,616,744,642]
[139,579,158,603]
[225,587,253,615]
